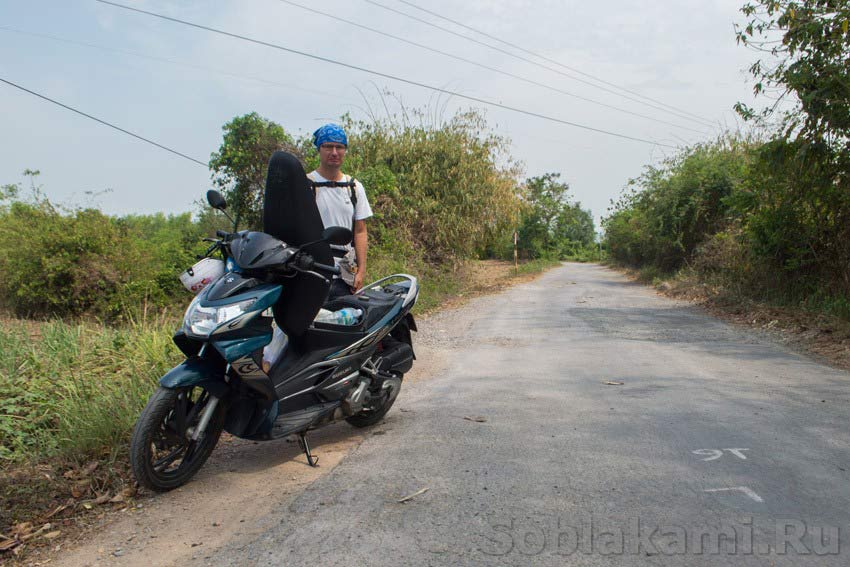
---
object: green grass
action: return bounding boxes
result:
[632,264,668,285]
[0,315,181,465]
[415,264,464,313]
[366,244,464,314]
[515,258,561,275]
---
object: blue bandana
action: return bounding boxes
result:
[313,123,348,149]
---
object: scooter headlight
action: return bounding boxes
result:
[183,296,257,338]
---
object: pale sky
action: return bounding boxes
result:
[1,0,761,226]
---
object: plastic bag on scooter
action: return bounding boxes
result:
[314,307,363,326]
[262,323,288,371]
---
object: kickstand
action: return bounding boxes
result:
[297,432,319,467]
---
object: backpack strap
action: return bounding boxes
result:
[348,177,358,210]
[308,174,359,229]
[347,176,358,228]
[310,180,355,188]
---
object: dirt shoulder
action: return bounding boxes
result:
[427,259,555,314]
[7,260,554,566]
[614,266,850,372]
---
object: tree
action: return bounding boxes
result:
[208,113,301,230]
[735,0,850,151]
[736,2,850,293]
[555,203,595,249]
[517,173,564,258]
[517,173,595,259]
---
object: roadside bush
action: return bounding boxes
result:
[692,226,747,273]
[115,212,208,313]
[604,135,850,321]
[0,186,207,320]
[735,139,850,298]
[604,138,750,272]
[0,199,127,317]
[333,109,524,262]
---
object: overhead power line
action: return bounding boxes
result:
[0,26,359,104]
[275,0,706,135]
[363,0,716,129]
[95,0,677,149]
[396,0,716,126]
[0,77,207,167]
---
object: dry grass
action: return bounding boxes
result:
[423,259,560,313]
[616,266,850,371]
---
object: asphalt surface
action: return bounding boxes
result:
[209,263,850,566]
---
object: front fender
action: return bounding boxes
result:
[159,357,229,398]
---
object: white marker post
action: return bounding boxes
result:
[513,230,518,276]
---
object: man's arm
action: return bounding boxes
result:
[352,219,368,291]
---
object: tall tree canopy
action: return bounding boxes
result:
[208,112,301,230]
[736,0,850,150]
[517,173,595,259]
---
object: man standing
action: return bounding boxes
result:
[307,123,372,298]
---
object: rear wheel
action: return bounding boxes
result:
[346,374,402,428]
[130,386,225,492]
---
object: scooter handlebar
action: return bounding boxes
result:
[312,261,341,276]
[296,253,340,276]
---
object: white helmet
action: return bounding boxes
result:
[179,258,225,295]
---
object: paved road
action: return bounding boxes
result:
[211,263,850,566]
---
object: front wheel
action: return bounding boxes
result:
[130,386,225,492]
[346,375,403,428]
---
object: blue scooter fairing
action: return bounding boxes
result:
[159,356,229,397]
[159,280,283,396]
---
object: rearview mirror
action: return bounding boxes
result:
[206,190,227,210]
[322,226,353,246]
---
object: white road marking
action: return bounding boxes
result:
[725,448,749,460]
[704,487,764,502]
[692,448,750,461]
[693,449,723,461]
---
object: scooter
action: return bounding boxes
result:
[129,152,418,491]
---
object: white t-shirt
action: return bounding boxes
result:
[307,171,373,230]
[307,171,373,262]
